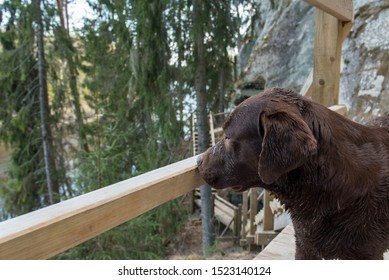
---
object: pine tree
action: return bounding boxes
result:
[54,0,88,153]
[34,0,59,204]
[0,0,59,214]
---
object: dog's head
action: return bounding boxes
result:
[197,88,317,191]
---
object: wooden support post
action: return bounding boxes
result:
[235,204,242,242]
[249,188,258,236]
[301,1,353,102]
[312,9,343,106]
[240,191,248,246]
[263,190,274,231]
[248,188,258,251]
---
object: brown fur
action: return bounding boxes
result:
[197,88,389,259]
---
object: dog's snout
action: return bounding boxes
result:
[196,155,203,167]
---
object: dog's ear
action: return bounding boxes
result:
[258,109,317,184]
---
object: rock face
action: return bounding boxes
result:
[238,0,389,122]
[340,0,389,122]
[237,0,315,92]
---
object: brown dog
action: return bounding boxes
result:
[197,88,389,259]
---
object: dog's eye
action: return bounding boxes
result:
[224,136,230,140]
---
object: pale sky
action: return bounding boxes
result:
[67,0,94,31]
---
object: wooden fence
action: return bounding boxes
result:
[0,0,354,259]
[0,157,203,259]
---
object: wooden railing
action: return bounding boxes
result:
[0,156,203,259]
[0,0,354,260]
[301,0,354,103]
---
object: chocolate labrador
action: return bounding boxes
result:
[197,87,389,259]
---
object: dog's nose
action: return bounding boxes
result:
[196,155,203,167]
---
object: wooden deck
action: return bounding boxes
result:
[255,224,389,260]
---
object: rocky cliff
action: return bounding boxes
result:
[237,0,389,122]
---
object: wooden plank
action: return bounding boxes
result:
[299,12,352,100]
[215,195,239,211]
[241,191,248,240]
[214,210,233,226]
[214,202,234,217]
[255,224,295,260]
[234,205,242,237]
[342,20,353,41]
[0,156,204,259]
[304,0,354,22]
[255,231,278,247]
[214,210,235,231]
[255,224,389,260]
[311,10,343,107]
[249,188,258,236]
[262,191,274,231]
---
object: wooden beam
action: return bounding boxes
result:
[301,1,353,101]
[342,20,353,41]
[255,231,278,246]
[0,156,204,259]
[311,10,344,107]
[304,0,354,22]
[255,224,389,260]
[249,188,258,236]
[300,19,352,100]
[241,191,248,241]
[234,205,242,238]
[262,191,274,231]
[255,224,296,260]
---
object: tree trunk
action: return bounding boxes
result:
[218,67,226,126]
[56,1,89,153]
[34,0,59,204]
[56,0,65,32]
[193,0,215,257]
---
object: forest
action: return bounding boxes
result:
[0,0,256,259]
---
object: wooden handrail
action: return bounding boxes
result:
[0,156,203,259]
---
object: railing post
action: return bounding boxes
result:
[302,0,354,102]
[262,190,274,231]
[240,191,248,246]
[248,188,258,251]
[312,10,343,106]
[235,204,242,243]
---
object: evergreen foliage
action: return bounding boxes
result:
[0,0,257,259]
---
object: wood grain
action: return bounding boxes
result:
[255,224,389,260]
[301,0,353,102]
[255,224,296,260]
[311,10,344,107]
[0,156,203,259]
